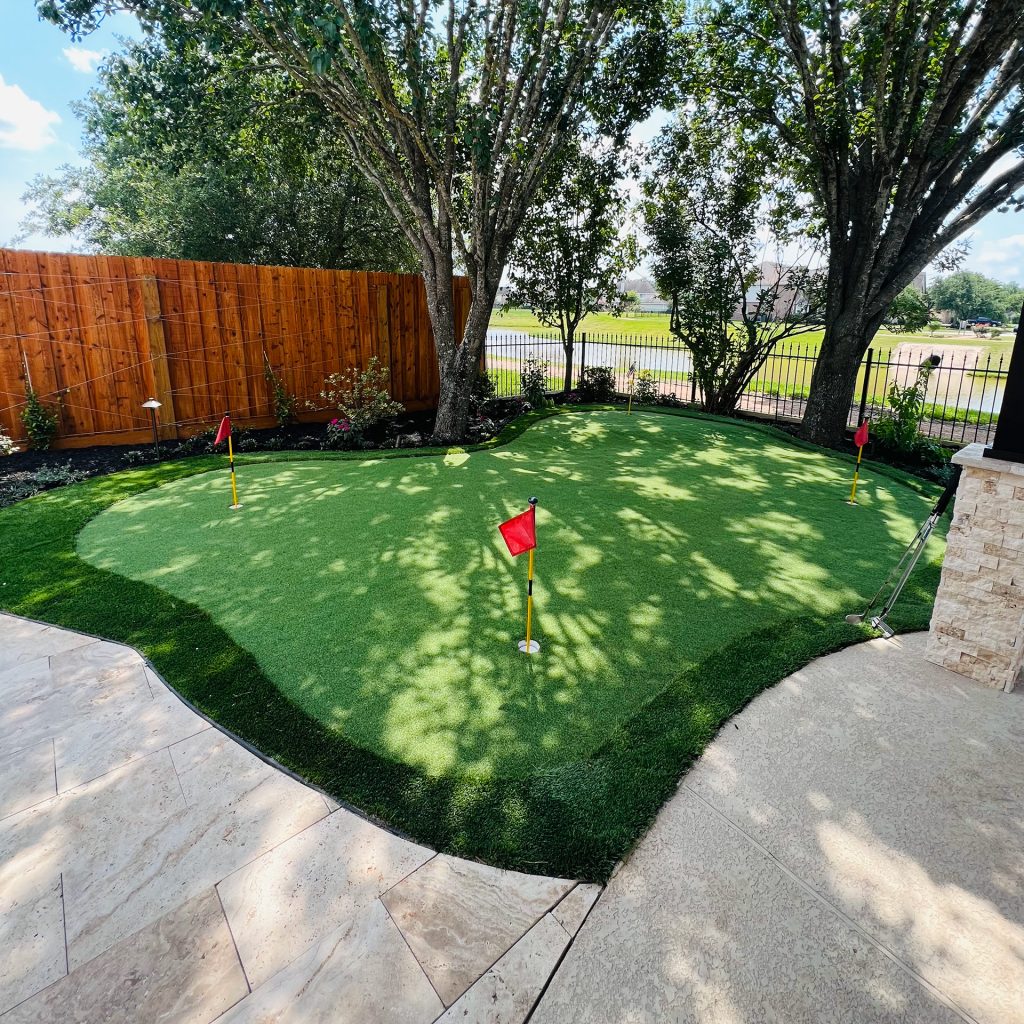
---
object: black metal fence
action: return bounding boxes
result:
[484,328,1007,446]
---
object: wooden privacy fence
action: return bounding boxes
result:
[0,248,471,448]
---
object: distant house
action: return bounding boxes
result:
[618,276,670,313]
[732,262,812,321]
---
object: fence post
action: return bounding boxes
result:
[140,276,179,439]
[578,332,587,389]
[858,347,874,427]
[689,348,697,405]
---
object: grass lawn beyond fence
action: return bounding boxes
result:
[0,407,944,879]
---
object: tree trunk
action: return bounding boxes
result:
[799,317,876,445]
[426,266,498,445]
[562,324,575,394]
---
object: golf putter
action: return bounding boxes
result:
[845,465,961,637]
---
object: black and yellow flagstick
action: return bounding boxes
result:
[518,497,540,655]
[847,443,864,505]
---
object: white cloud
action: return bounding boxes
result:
[63,46,105,74]
[0,75,60,151]
[968,233,1024,283]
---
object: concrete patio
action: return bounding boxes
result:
[1,614,1021,1023]
[534,633,1024,1024]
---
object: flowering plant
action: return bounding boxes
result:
[0,425,16,456]
[325,416,362,449]
[314,357,403,434]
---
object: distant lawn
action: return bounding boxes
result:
[490,308,1016,361]
[2,408,943,879]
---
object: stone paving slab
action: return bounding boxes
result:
[2,889,248,1024]
[217,809,434,988]
[216,899,444,1024]
[435,912,572,1024]
[0,740,55,821]
[532,634,1024,1024]
[0,614,584,1023]
[381,854,574,1006]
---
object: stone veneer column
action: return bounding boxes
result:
[926,443,1024,692]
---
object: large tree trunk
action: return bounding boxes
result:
[425,260,499,445]
[800,306,885,445]
[800,241,890,446]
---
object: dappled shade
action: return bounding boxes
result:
[78,412,938,784]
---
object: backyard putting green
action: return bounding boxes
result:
[0,408,945,877]
[77,411,938,785]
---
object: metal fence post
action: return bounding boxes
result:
[578,332,587,390]
[858,347,874,426]
[690,348,697,405]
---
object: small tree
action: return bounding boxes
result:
[505,142,638,393]
[644,117,820,415]
[882,286,931,334]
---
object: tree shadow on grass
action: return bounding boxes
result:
[2,411,945,878]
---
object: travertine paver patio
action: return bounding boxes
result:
[4,613,1022,1024]
[532,633,1024,1024]
[0,613,600,1023]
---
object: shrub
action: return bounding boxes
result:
[926,321,943,333]
[520,356,551,408]
[469,371,497,415]
[633,370,659,405]
[874,357,941,459]
[316,357,403,433]
[20,389,60,450]
[178,428,216,455]
[264,361,297,426]
[323,417,363,450]
[0,426,16,456]
[579,365,616,402]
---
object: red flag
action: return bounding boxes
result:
[854,420,869,448]
[499,506,536,557]
[214,415,232,446]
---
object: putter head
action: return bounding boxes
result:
[869,615,895,639]
[845,613,865,625]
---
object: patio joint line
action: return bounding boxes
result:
[681,783,980,1024]
[378,851,439,901]
[214,884,252,995]
[522,884,604,1024]
[59,871,69,979]
[381,897,448,1011]
[166,745,190,808]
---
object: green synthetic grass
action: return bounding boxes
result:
[0,408,945,879]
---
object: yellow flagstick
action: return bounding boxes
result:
[524,547,535,650]
[626,362,636,415]
[227,432,242,510]
[517,496,540,655]
[848,443,864,505]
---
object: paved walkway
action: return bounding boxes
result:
[533,633,1024,1024]
[0,614,599,1023]
[2,616,1022,1024]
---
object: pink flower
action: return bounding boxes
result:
[330,418,339,426]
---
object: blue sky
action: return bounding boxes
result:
[2,5,1023,284]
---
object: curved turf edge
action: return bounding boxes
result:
[0,408,941,881]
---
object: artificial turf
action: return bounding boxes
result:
[0,408,946,879]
